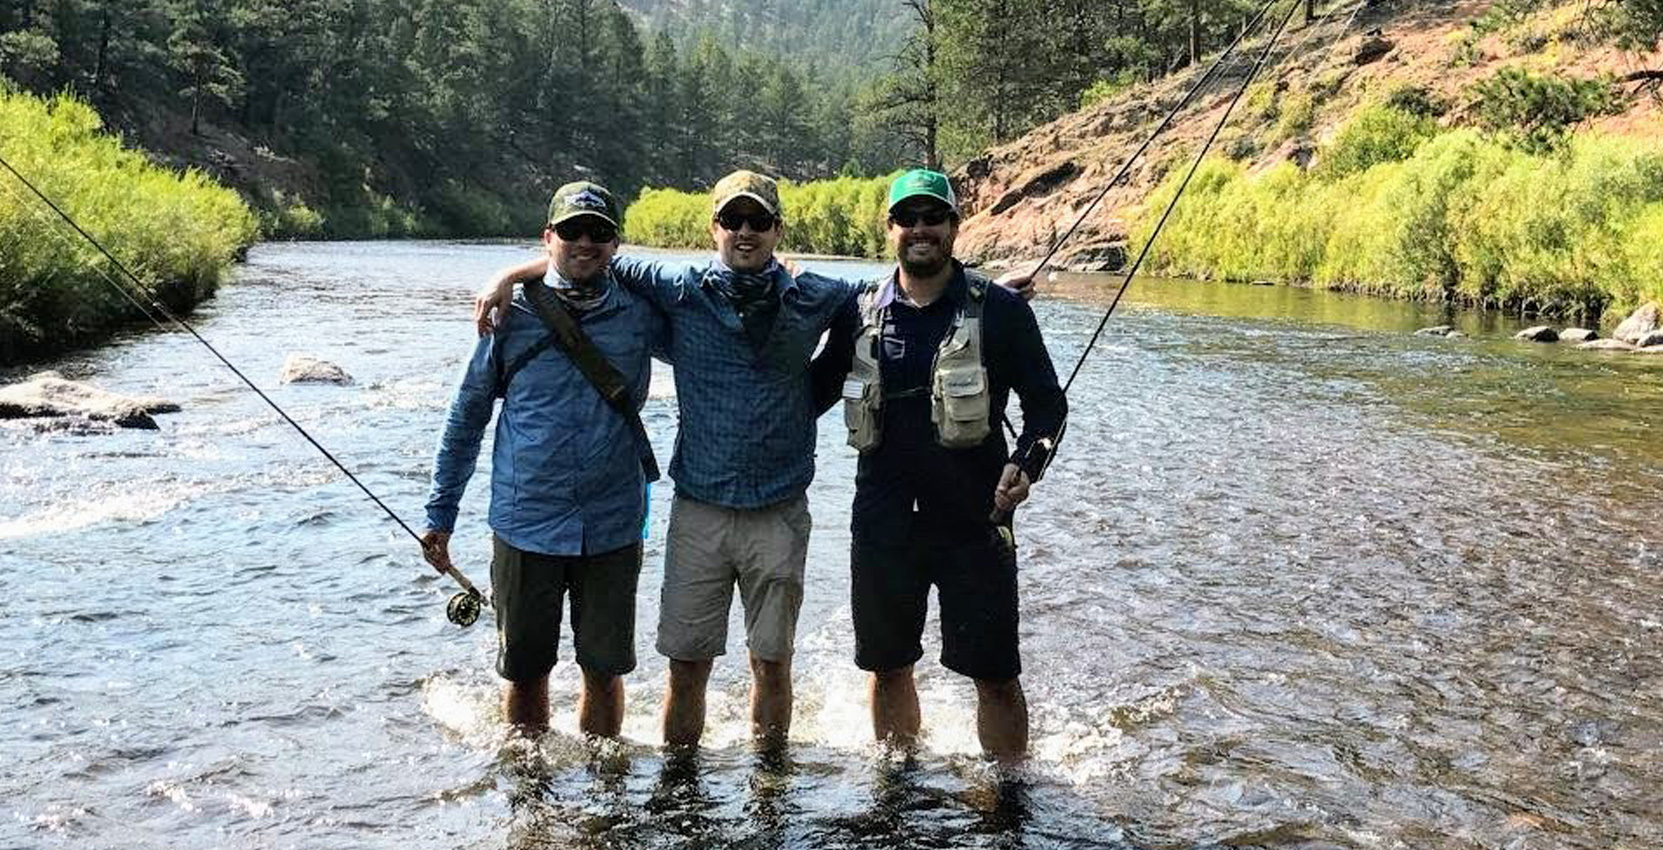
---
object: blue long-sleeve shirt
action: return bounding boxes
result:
[423,281,663,556]
[611,256,856,509]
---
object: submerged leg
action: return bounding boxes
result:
[871,665,922,750]
[663,658,713,747]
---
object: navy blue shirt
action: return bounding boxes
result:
[812,262,1067,544]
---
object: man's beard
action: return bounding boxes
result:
[899,241,950,277]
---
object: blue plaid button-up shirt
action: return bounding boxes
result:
[612,256,858,509]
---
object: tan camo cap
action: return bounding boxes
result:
[710,170,783,219]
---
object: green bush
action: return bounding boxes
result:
[0,88,257,362]
[1314,104,1439,181]
[625,173,896,258]
[1133,120,1663,321]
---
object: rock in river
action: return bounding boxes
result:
[1614,302,1660,343]
[1636,330,1663,349]
[1579,339,1635,352]
[1558,328,1598,343]
[1415,325,1454,337]
[280,355,354,385]
[0,371,180,430]
[1514,326,1559,342]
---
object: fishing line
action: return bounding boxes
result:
[1056,0,1327,395]
[995,0,1307,532]
[0,153,488,625]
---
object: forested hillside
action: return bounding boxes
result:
[618,0,909,68]
[0,0,908,237]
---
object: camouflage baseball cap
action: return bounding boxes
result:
[711,170,782,218]
[887,169,958,213]
[548,181,623,228]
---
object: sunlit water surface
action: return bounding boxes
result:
[3,242,1661,849]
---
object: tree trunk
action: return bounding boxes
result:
[92,8,111,92]
[1305,0,1317,26]
[1189,0,1202,65]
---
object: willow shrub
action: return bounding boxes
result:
[625,174,895,258]
[1135,108,1663,320]
[0,88,257,361]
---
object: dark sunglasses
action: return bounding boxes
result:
[553,218,618,243]
[716,211,779,232]
[889,207,954,228]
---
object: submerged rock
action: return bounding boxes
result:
[1637,330,1663,349]
[1414,325,1454,337]
[1579,339,1635,351]
[1635,344,1663,356]
[1514,326,1559,342]
[280,355,354,385]
[0,371,180,430]
[1558,328,1598,343]
[1614,302,1660,343]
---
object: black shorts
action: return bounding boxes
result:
[490,537,642,682]
[850,526,1020,681]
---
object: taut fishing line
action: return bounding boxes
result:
[0,154,489,627]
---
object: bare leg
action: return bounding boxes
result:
[577,668,625,738]
[504,675,550,736]
[749,653,793,748]
[870,665,921,750]
[663,658,713,747]
[973,677,1028,764]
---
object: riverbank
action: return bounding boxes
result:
[0,89,257,366]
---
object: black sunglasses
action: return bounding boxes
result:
[553,218,618,243]
[716,211,779,232]
[889,207,955,228]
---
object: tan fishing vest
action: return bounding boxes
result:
[844,274,992,453]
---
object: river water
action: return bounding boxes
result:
[3,241,1661,849]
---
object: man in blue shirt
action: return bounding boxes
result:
[421,182,662,738]
[811,169,1068,764]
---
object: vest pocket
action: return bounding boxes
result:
[933,366,990,448]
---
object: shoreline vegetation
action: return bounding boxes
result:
[1,88,257,365]
[1132,104,1663,325]
[625,174,896,259]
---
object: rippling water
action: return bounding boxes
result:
[3,242,1661,849]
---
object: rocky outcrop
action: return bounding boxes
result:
[1579,339,1635,351]
[279,355,354,385]
[1558,328,1598,343]
[1614,303,1660,343]
[0,372,180,430]
[1354,36,1395,66]
[1514,326,1558,342]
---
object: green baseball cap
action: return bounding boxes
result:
[711,170,783,218]
[548,181,623,228]
[887,169,958,213]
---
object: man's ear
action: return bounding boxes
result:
[541,227,556,248]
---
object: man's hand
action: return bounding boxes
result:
[995,270,1038,302]
[473,276,517,337]
[420,530,454,575]
[993,463,1032,513]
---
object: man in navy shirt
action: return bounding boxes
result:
[812,169,1068,763]
[421,182,661,738]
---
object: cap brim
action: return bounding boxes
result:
[549,210,619,229]
[715,191,780,217]
[887,191,957,213]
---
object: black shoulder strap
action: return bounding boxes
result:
[519,281,661,482]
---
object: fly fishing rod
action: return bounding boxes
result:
[0,154,489,627]
[995,0,1311,531]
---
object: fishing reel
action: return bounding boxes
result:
[446,589,485,628]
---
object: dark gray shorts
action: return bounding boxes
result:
[490,536,642,682]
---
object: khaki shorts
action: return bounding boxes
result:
[656,493,810,662]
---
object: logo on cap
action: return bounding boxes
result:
[566,190,608,211]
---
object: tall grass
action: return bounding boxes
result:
[0,87,258,363]
[1134,105,1663,321]
[625,174,895,258]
